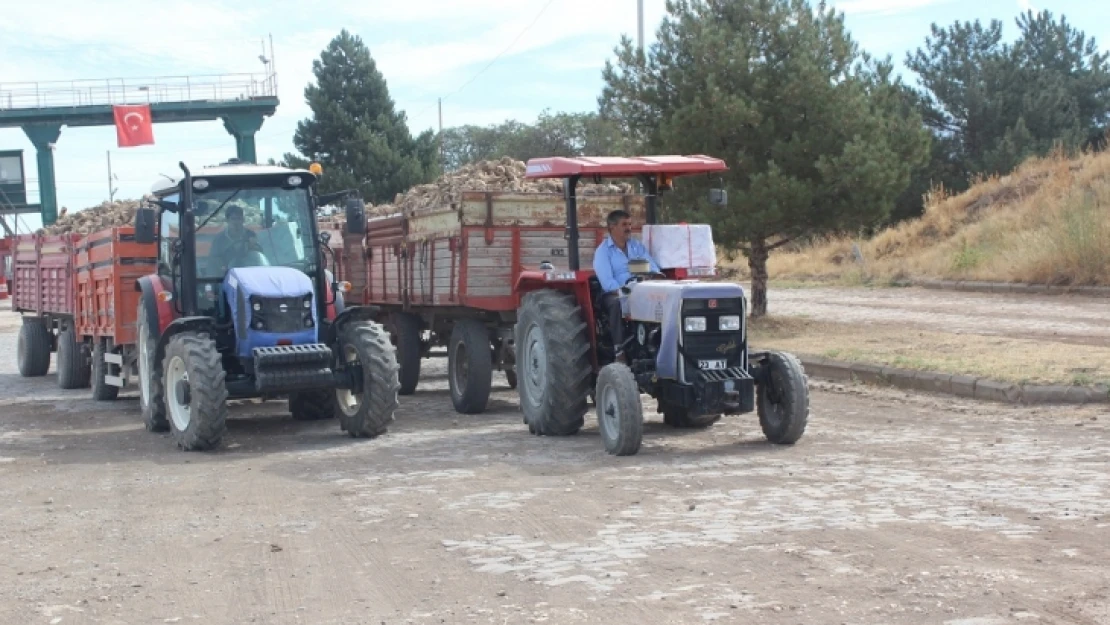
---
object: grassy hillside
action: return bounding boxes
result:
[745,149,1110,286]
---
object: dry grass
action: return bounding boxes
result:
[728,148,1110,286]
[748,316,1110,387]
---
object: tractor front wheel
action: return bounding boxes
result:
[333,322,400,438]
[448,319,493,414]
[515,290,592,436]
[163,332,228,451]
[595,363,643,456]
[756,351,810,445]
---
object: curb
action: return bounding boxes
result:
[892,279,1110,298]
[797,355,1110,405]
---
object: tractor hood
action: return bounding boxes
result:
[224,266,318,358]
[626,280,746,380]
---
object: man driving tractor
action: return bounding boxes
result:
[593,209,661,363]
[210,204,261,274]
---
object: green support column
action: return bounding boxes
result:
[222,113,267,164]
[22,124,62,226]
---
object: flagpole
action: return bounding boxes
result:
[107,150,114,202]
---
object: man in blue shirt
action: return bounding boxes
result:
[593,209,661,362]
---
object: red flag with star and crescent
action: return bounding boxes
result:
[112,104,155,147]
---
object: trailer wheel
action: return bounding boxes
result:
[448,319,493,414]
[391,312,423,395]
[757,351,810,445]
[515,290,592,436]
[505,367,517,390]
[595,363,643,456]
[289,390,336,421]
[137,300,169,432]
[164,332,228,451]
[334,321,400,438]
[17,318,51,377]
[91,339,119,401]
[56,326,90,389]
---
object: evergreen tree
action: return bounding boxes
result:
[599,0,929,316]
[282,30,437,204]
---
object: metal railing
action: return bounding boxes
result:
[0,72,278,110]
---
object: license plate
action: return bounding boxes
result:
[698,359,727,370]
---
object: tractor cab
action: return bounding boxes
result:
[513,155,809,457]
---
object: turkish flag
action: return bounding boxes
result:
[112,104,155,147]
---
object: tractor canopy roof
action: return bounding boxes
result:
[523,155,728,180]
[150,160,317,196]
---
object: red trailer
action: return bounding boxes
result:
[13,228,157,394]
[343,158,722,416]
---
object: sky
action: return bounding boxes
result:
[0,0,1104,231]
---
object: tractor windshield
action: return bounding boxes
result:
[184,186,318,281]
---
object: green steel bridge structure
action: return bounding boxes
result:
[0,72,279,226]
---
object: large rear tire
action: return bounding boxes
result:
[515,290,592,436]
[595,363,643,456]
[164,332,228,451]
[56,326,90,390]
[757,351,810,445]
[334,322,400,438]
[91,339,120,401]
[391,312,423,396]
[137,299,169,432]
[17,318,51,377]
[448,319,493,414]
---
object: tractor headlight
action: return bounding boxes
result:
[719,315,741,331]
[253,302,261,311]
[684,317,706,332]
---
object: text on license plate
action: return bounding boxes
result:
[698,359,727,370]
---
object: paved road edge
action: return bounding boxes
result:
[797,355,1110,405]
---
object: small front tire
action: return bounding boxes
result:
[334,322,400,438]
[163,332,228,451]
[595,363,643,456]
[756,351,810,445]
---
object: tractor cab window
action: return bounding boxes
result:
[194,186,317,281]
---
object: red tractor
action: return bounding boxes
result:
[513,156,809,455]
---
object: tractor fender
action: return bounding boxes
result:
[323,304,382,346]
[136,274,179,336]
[153,317,221,374]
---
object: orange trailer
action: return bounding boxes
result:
[12,227,156,396]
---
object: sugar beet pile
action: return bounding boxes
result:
[40,158,633,235]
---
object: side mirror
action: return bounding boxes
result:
[345,197,366,235]
[135,207,157,244]
[708,188,727,207]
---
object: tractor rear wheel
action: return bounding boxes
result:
[56,326,90,390]
[595,363,643,456]
[391,312,423,395]
[756,351,810,445]
[17,318,51,377]
[137,299,169,432]
[289,390,336,421]
[448,319,493,414]
[334,322,400,438]
[91,339,119,401]
[163,332,228,451]
[515,290,592,436]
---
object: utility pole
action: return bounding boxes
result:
[438,97,444,168]
[106,151,118,202]
[637,0,644,51]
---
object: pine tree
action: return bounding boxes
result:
[283,30,437,203]
[599,0,929,316]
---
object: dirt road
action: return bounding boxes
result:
[765,285,1110,346]
[1,303,1108,624]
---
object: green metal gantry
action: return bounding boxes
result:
[0,73,279,225]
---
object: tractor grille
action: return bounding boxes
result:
[680,296,746,380]
[250,294,314,334]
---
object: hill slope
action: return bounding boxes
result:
[763,149,1110,286]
